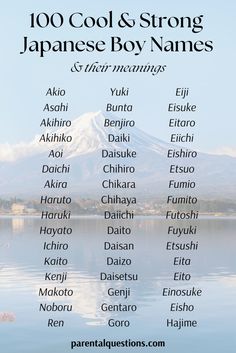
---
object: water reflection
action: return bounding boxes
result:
[0,217,236,352]
[12,217,25,233]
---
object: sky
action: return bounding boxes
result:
[0,0,235,155]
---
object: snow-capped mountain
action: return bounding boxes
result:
[0,111,235,199]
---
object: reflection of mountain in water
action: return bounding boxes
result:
[0,111,235,198]
[1,217,236,326]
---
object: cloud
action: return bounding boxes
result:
[210,146,236,157]
[0,137,42,162]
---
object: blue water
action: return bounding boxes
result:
[0,217,235,353]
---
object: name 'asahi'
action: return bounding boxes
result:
[43,102,68,112]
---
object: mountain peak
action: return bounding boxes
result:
[1,111,236,199]
[0,111,172,162]
[72,111,103,126]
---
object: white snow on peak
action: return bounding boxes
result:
[0,111,178,161]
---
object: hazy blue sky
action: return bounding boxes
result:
[1,0,235,154]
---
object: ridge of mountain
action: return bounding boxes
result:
[0,111,235,199]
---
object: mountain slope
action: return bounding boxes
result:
[0,111,235,199]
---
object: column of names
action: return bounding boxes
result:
[164,88,202,330]
[38,87,74,328]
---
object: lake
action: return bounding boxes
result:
[0,216,235,352]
